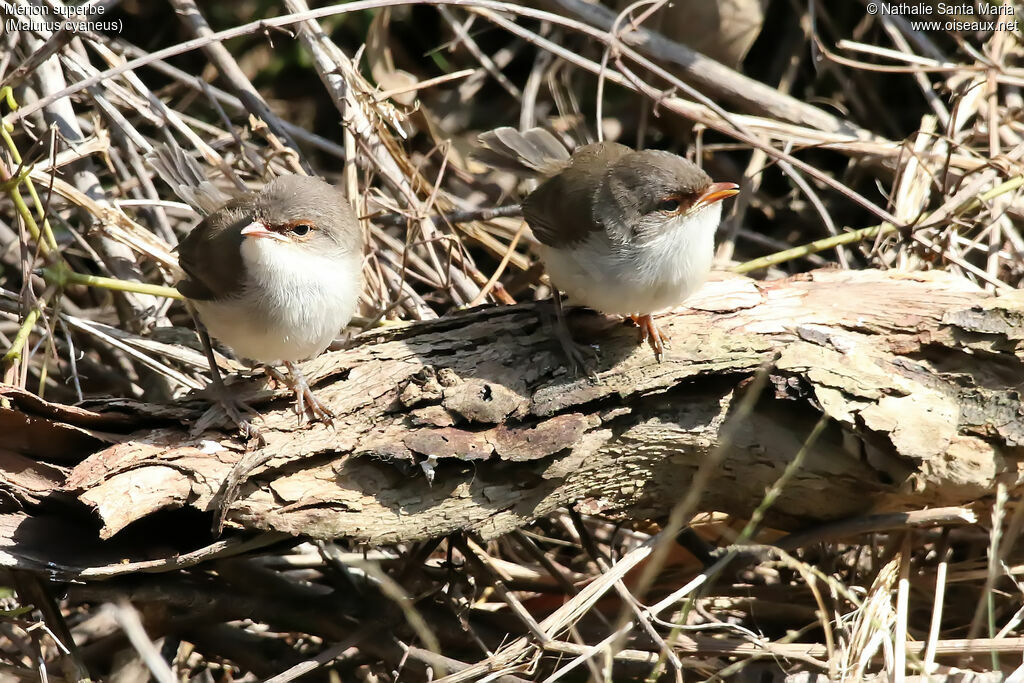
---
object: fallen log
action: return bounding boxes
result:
[1,268,1021,576]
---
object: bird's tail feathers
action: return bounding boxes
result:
[474,126,572,178]
[146,143,232,216]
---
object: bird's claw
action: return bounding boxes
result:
[554,324,600,378]
[282,361,335,427]
[193,386,265,447]
[547,294,600,378]
[631,314,670,362]
[293,380,335,426]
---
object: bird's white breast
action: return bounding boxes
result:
[540,202,721,316]
[193,238,361,363]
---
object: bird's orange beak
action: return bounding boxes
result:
[695,182,740,210]
[240,220,287,242]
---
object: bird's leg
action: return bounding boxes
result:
[263,365,285,390]
[282,360,335,426]
[188,303,263,444]
[549,292,599,375]
[263,364,288,391]
[631,314,669,361]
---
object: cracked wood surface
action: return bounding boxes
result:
[2,268,1023,573]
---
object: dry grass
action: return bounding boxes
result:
[0,0,1022,680]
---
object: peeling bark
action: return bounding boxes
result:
[1,269,1022,572]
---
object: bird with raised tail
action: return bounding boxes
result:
[477,127,739,368]
[149,146,363,439]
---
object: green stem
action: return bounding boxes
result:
[733,173,1024,274]
[960,174,1024,216]
[733,223,893,274]
[2,306,42,364]
[1,86,59,254]
[3,281,62,366]
[4,270,180,367]
[44,266,182,300]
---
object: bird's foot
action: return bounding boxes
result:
[282,361,335,427]
[546,307,599,377]
[193,384,265,447]
[555,325,600,377]
[631,314,670,361]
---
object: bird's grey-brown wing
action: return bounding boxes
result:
[175,196,253,301]
[522,142,632,248]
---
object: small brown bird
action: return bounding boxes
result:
[478,128,738,367]
[150,147,363,437]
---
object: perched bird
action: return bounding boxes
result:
[477,127,738,367]
[149,146,363,437]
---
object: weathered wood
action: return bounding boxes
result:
[1,269,1022,574]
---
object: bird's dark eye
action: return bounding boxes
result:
[291,224,312,236]
[656,198,682,213]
